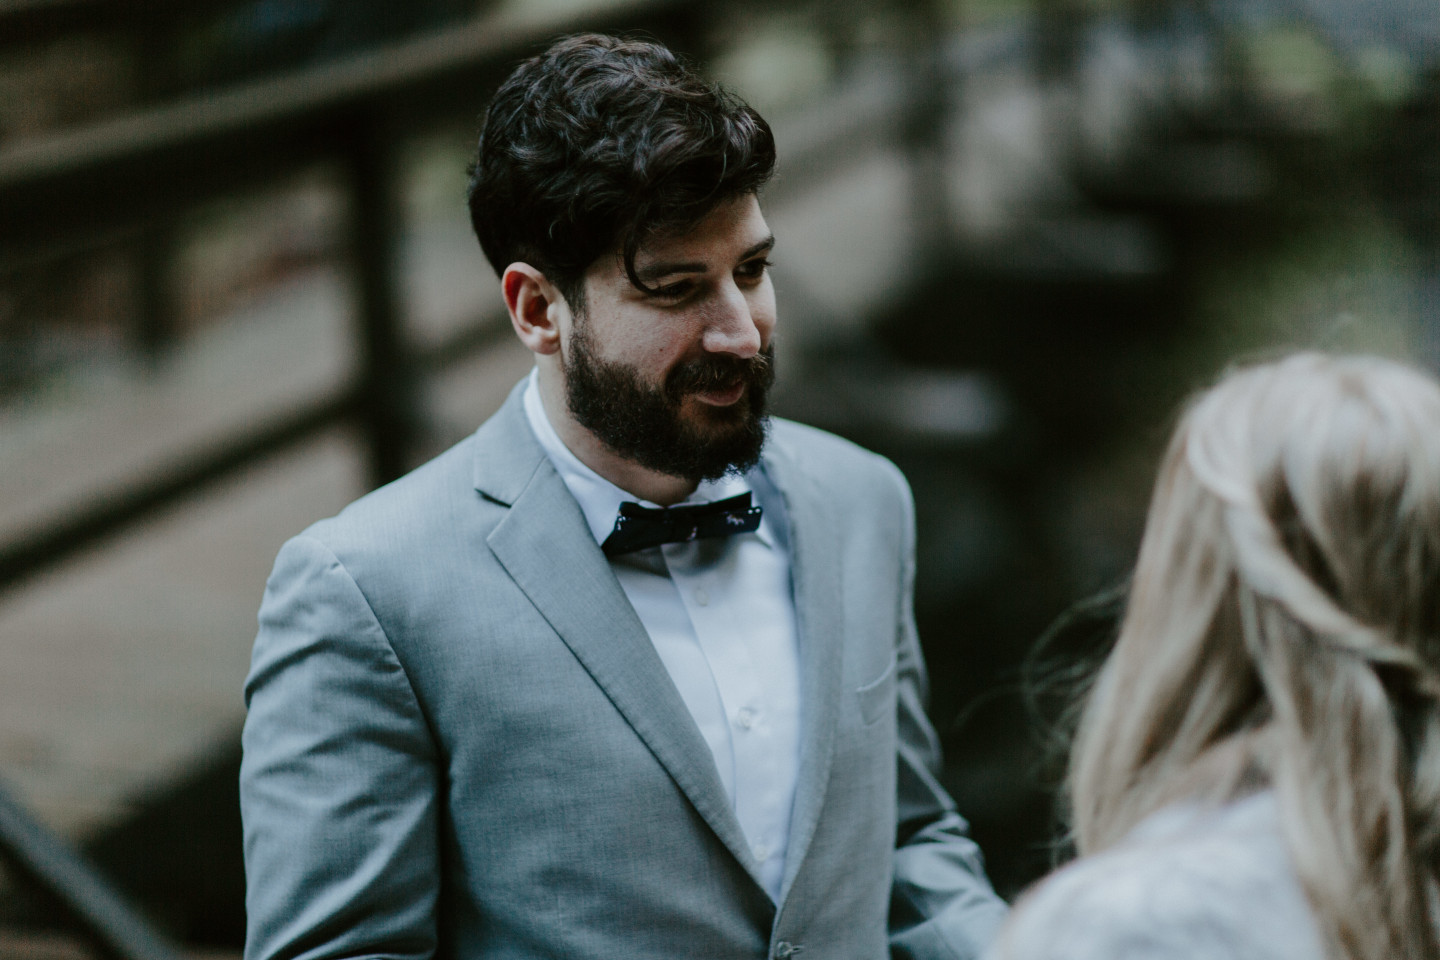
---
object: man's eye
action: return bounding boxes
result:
[737,258,773,280]
[653,281,693,299]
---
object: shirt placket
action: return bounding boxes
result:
[668,538,794,895]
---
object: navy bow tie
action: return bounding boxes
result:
[600,492,763,556]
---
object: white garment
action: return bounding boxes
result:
[522,370,802,902]
[986,791,1325,960]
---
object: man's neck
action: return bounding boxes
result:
[536,370,698,506]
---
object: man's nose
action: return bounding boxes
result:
[702,284,765,358]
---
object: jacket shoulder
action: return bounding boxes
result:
[298,431,498,565]
[768,417,910,502]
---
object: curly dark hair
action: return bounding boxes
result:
[466,33,776,310]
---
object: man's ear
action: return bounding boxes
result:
[502,263,567,356]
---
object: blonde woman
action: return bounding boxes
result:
[989,353,1440,960]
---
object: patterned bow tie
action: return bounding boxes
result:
[600,492,763,556]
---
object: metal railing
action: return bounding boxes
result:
[0,0,705,593]
[0,783,184,960]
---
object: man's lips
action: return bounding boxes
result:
[692,382,745,406]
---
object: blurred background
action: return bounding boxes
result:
[0,0,1436,955]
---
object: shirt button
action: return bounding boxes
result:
[753,842,770,861]
[736,707,756,730]
[773,941,801,958]
[694,587,710,606]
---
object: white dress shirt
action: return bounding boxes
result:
[523,370,802,902]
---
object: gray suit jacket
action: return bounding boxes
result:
[240,384,1005,960]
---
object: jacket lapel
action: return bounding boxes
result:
[472,386,766,890]
[760,431,846,903]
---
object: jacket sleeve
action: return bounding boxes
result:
[883,463,1010,960]
[240,533,440,960]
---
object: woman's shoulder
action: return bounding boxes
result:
[986,793,1325,960]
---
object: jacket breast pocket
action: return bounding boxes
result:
[855,654,897,727]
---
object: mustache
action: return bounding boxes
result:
[665,346,775,400]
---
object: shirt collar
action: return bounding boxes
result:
[521,369,773,549]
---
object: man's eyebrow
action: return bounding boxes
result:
[634,259,705,284]
[741,235,776,261]
[634,235,776,284]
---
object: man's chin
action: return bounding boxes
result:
[679,415,770,481]
[677,411,753,450]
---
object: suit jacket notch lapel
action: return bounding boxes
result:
[761,436,846,903]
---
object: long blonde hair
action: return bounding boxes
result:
[1069,352,1440,960]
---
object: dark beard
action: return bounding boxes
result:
[564,328,774,483]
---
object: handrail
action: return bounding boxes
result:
[0,0,239,37]
[0,0,705,593]
[0,0,694,260]
[0,312,516,596]
[0,780,185,960]
[0,389,354,595]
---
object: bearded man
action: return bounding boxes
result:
[240,33,1006,960]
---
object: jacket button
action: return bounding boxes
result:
[773,942,802,959]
